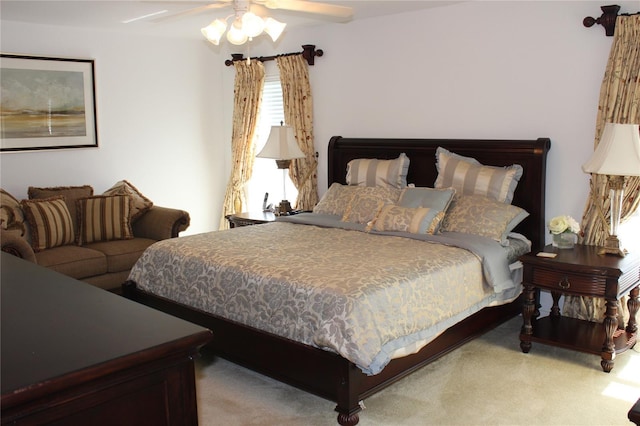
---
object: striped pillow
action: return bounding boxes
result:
[346,153,410,189]
[434,147,522,204]
[21,196,75,252]
[76,195,133,245]
[370,205,446,235]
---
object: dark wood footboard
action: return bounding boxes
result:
[123,280,522,425]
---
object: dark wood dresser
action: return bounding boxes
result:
[1,253,212,425]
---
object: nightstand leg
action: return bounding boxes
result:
[627,285,639,335]
[520,283,535,353]
[550,291,562,317]
[601,298,618,373]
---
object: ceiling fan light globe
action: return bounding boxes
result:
[227,24,248,45]
[201,19,227,45]
[264,17,286,42]
[241,12,265,38]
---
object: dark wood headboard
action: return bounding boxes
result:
[327,136,551,251]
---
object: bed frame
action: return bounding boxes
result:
[123,136,550,425]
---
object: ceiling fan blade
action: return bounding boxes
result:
[264,0,353,19]
[151,2,231,23]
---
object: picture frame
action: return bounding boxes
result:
[0,53,98,152]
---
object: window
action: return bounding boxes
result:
[245,75,298,212]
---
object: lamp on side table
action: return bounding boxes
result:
[582,123,640,256]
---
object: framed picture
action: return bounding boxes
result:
[1,54,98,152]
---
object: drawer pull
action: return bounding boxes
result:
[558,276,571,289]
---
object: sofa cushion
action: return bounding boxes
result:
[76,195,134,245]
[85,237,157,273]
[1,188,30,241]
[35,245,107,279]
[28,185,93,233]
[102,180,153,221]
[21,196,75,252]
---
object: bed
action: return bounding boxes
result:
[123,136,550,425]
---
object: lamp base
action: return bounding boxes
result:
[598,235,628,257]
[277,200,293,215]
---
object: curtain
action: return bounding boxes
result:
[563,15,640,323]
[219,60,265,230]
[276,54,319,211]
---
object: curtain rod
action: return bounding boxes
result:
[225,44,323,66]
[583,4,640,36]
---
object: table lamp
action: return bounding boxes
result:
[257,122,304,215]
[582,123,640,256]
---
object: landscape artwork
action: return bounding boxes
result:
[0,54,97,152]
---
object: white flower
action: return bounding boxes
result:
[548,215,580,235]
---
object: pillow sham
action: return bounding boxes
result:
[313,183,359,216]
[434,147,522,204]
[102,180,153,221]
[341,186,401,224]
[346,153,410,189]
[21,196,75,252]
[398,187,456,210]
[370,204,446,235]
[440,194,529,245]
[76,195,133,245]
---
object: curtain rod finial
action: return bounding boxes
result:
[583,4,621,36]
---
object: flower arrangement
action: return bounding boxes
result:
[548,215,580,235]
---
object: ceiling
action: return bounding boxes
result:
[0,1,459,40]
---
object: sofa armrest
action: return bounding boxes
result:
[132,206,190,240]
[1,229,37,263]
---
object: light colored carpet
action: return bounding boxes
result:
[195,316,640,425]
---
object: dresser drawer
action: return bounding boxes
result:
[532,268,607,296]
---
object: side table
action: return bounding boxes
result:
[226,211,276,228]
[519,244,639,372]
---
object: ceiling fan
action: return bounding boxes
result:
[155,0,354,21]
[146,0,354,45]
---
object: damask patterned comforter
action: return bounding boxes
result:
[128,215,527,375]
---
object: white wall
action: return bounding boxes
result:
[1,21,225,235]
[2,1,637,241]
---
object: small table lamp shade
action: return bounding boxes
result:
[257,124,305,166]
[582,123,640,256]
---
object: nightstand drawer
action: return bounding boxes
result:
[532,268,606,295]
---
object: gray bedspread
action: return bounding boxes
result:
[128,214,527,375]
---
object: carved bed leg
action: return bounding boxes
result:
[337,412,359,426]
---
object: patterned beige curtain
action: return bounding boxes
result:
[219,60,265,229]
[563,15,640,322]
[276,54,319,211]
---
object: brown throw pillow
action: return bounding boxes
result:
[21,196,75,252]
[76,195,134,245]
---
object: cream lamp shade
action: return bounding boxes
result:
[582,123,640,176]
[257,124,304,163]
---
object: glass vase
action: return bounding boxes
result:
[552,232,576,249]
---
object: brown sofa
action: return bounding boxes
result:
[1,183,190,291]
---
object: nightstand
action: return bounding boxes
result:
[519,244,639,372]
[226,211,276,228]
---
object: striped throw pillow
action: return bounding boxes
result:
[21,196,75,252]
[434,147,522,204]
[370,205,446,235]
[76,195,133,245]
[346,153,410,189]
